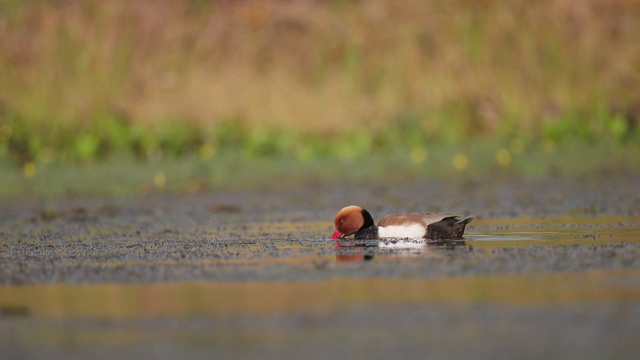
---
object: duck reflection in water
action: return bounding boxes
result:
[334,238,466,262]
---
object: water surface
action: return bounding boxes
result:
[1,193,640,359]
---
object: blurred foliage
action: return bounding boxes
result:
[1,0,639,166]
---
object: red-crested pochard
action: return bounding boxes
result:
[331,205,473,240]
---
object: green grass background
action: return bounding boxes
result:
[1,0,639,195]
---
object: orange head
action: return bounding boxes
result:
[331,205,374,239]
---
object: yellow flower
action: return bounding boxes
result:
[198,144,216,160]
[23,162,37,178]
[496,148,511,167]
[410,146,428,164]
[452,154,469,171]
[154,171,167,189]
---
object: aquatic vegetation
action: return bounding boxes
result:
[1,0,639,165]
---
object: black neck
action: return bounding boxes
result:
[360,209,375,230]
[355,225,378,240]
[355,209,377,239]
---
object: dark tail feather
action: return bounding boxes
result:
[427,215,474,240]
[455,215,474,225]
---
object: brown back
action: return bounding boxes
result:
[377,212,454,227]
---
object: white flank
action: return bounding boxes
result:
[378,223,425,239]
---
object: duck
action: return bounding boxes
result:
[331,205,473,240]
